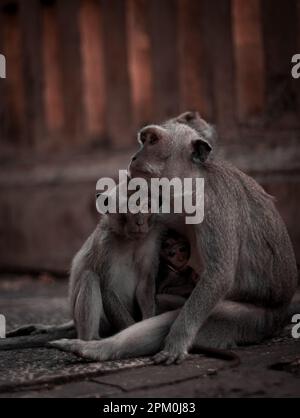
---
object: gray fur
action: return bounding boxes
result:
[69,212,161,340]
[52,111,298,364]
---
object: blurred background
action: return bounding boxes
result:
[0,0,299,276]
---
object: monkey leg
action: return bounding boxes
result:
[153,301,286,364]
[50,301,285,363]
[191,300,285,350]
[49,310,180,361]
[153,301,285,366]
[74,271,109,341]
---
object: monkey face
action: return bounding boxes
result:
[128,112,213,181]
[123,212,154,240]
[161,236,191,270]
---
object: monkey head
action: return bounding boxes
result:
[128,111,215,180]
[105,197,155,241]
[160,231,191,271]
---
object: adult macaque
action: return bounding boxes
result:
[51,111,298,364]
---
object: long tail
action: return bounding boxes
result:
[191,344,240,367]
[0,327,76,350]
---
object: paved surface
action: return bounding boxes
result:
[0,276,299,398]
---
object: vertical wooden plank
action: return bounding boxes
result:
[178,0,213,120]
[57,0,85,143]
[147,0,180,121]
[202,0,236,136]
[262,0,298,124]
[127,0,153,127]
[0,2,25,145]
[100,0,133,149]
[79,0,106,141]
[19,0,44,146]
[232,0,265,121]
[42,0,64,136]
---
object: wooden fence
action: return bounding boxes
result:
[0,0,299,156]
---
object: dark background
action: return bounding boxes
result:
[0,0,299,275]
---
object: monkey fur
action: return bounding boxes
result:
[2,208,240,366]
[50,111,298,365]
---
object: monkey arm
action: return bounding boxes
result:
[136,273,157,320]
[103,289,136,331]
[154,218,239,365]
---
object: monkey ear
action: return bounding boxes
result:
[191,139,212,164]
[177,111,200,124]
[177,111,217,147]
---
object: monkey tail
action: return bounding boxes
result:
[190,344,241,368]
[0,327,76,351]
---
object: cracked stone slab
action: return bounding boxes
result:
[92,355,228,393]
[0,347,155,393]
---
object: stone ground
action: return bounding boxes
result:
[0,275,299,398]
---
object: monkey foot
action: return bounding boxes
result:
[49,339,113,362]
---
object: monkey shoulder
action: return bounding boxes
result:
[203,160,276,225]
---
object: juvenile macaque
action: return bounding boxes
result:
[0,196,161,349]
[51,111,298,365]
[69,208,161,341]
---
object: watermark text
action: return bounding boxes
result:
[96,170,205,224]
[291,314,300,339]
[0,315,6,338]
[0,54,6,79]
[291,54,300,79]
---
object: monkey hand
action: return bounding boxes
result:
[153,341,188,365]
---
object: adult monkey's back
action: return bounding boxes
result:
[52,111,298,364]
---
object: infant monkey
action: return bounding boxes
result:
[156,230,198,314]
